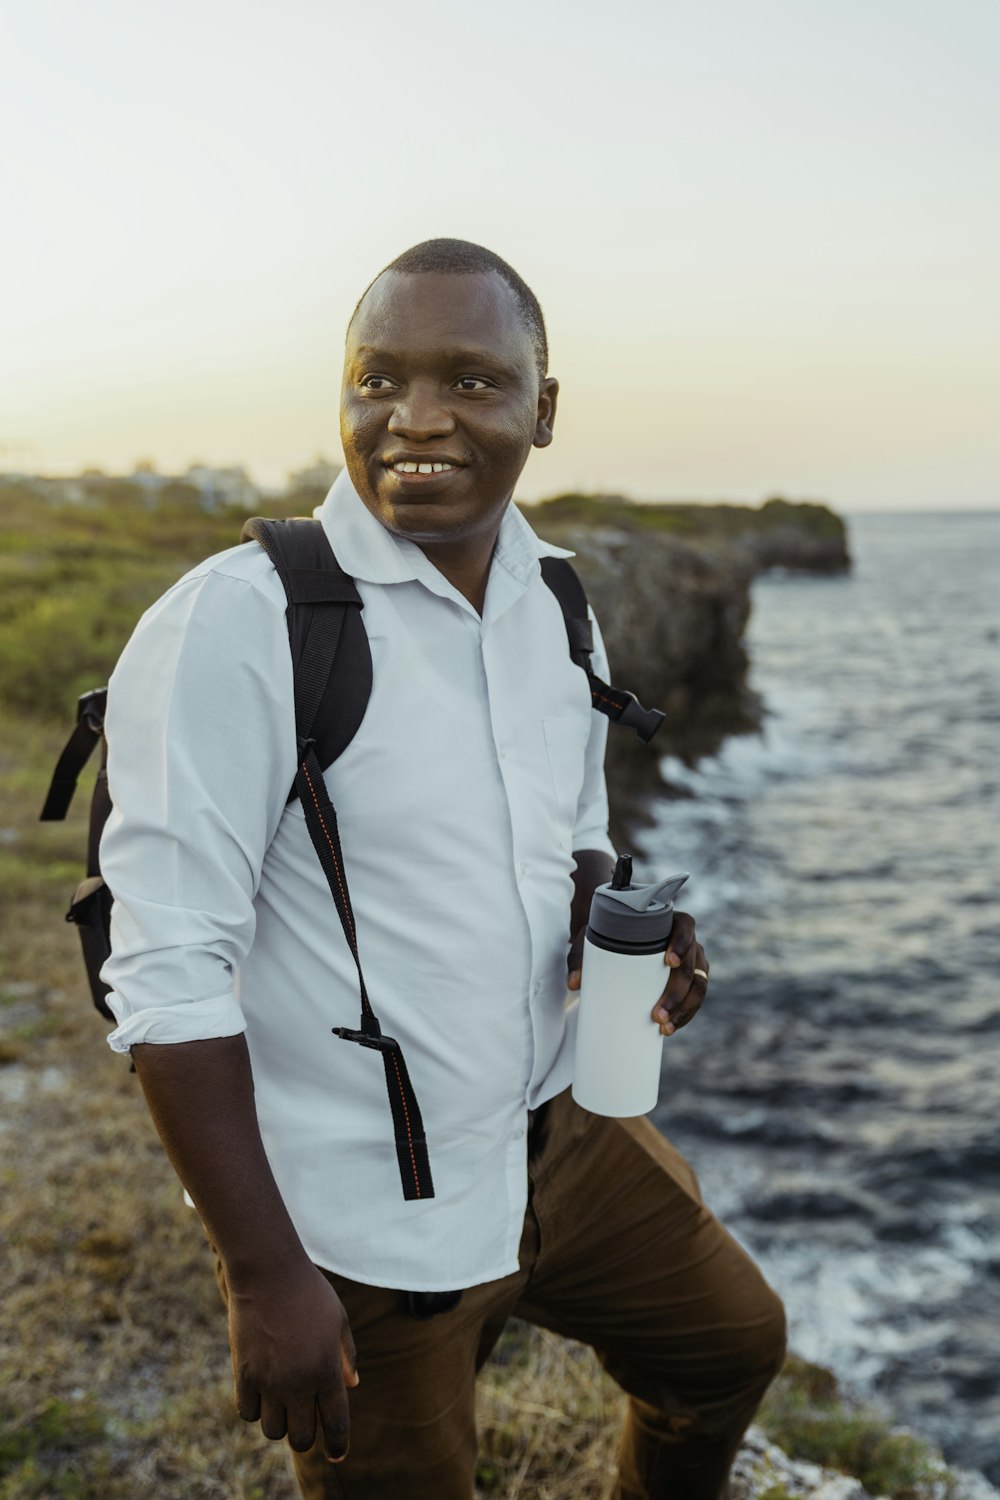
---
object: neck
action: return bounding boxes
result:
[415,529,500,616]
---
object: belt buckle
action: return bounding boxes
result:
[405,1289,463,1320]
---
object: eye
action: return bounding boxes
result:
[454,376,493,392]
[360,374,395,391]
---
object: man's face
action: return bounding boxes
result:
[340,270,557,549]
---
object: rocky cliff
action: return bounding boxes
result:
[522,494,850,839]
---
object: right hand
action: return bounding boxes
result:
[226,1259,360,1461]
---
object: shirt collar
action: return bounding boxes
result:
[315,467,574,591]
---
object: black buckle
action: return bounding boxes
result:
[617,693,666,744]
[405,1289,463,1320]
[77,687,107,736]
[332,1025,401,1055]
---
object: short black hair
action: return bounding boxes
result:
[350,238,549,378]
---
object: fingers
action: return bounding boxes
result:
[653,936,709,1035]
[669,941,708,1030]
[228,1272,359,1461]
[566,926,585,992]
[341,1326,360,1388]
[314,1325,360,1462]
[234,1371,261,1425]
[663,910,696,970]
[286,1397,318,1455]
[234,1359,358,1458]
[318,1383,352,1464]
[240,1374,356,1458]
[260,1395,288,1443]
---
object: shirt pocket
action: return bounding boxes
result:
[542,715,591,836]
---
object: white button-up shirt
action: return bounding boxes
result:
[101,469,616,1291]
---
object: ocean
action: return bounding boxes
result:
[639,511,1000,1478]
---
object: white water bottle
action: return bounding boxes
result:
[572,855,690,1117]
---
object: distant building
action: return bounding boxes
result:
[0,473,88,505]
[128,465,171,501]
[286,457,342,494]
[182,464,260,511]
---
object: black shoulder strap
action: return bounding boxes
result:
[242,517,434,1204]
[241,517,372,776]
[38,686,119,1021]
[539,557,665,743]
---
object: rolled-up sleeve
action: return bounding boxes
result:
[100,564,296,1052]
[572,607,617,859]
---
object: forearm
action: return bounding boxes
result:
[131,1034,309,1291]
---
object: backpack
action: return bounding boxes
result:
[40,516,665,1201]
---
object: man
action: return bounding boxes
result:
[101,239,785,1499]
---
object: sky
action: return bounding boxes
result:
[3,0,998,512]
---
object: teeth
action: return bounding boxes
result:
[392,461,455,474]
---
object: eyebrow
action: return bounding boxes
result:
[351,345,514,368]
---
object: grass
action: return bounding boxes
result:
[0,478,317,721]
[755,1357,952,1499]
[474,1323,626,1497]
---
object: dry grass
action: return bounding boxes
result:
[475,1323,626,1497]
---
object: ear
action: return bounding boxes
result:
[533,377,559,449]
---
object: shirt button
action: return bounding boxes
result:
[498,747,507,761]
[531,980,542,996]
[512,1128,524,1140]
[518,861,529,877]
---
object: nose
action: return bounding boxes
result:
[387,380,457,442]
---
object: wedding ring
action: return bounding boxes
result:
[693,968,709,981]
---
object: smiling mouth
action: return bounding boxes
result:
[386,461,460,475]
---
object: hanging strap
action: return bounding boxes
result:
[295,739,434,1201]
[540,558,665,743]
[41,687,113,879]
[40,688,108,824]
[243,517,434,1202]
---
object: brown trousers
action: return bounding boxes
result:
[219,1086,786,1499]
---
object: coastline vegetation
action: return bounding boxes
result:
[0,473,847,725]
[526,489,847,541]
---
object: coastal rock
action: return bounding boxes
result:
[943,1471,1000,1500]
[560,527,760,758]
[544,523,762,836]
[527,496,850,759]
[728,1428,1000,1500]
[730,1425,1000,1500]
[731,1428,873,1497]
[524,494,850,837]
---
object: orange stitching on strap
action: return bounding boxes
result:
[301,760,358,953]
[390,1050,421,1197]
[591,689,621,709]
[302,757,422,1196]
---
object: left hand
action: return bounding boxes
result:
[567,909,709,1037]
